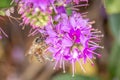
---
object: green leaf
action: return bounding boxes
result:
[115,58,120,80]
[52,74,100,80]
[108,13,120,41]
[0,0,12,9]
[104,0,120,14]
[0,10,5,16]
[109,42,120,79]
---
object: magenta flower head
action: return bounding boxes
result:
[45,12,103,76]
[18,0,53,29]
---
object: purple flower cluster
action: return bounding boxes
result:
[45,12,103,76]
[16,0,102,76]
[18,0,53,29]
[17,0,88,29]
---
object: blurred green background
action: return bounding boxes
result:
[0,0,120,80]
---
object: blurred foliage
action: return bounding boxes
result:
[0,10,5,16]
[0,0,13,16]
[116,57,120,79]
[104,0,120,14]
[108,13,120,80]
[108,14,120,41]
[104,0,120,79]
[109,42,120,79]
[52,74,100,80]
[0,0,12,9]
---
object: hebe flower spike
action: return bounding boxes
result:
[45,12,103,76]
[14,0,103,76]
